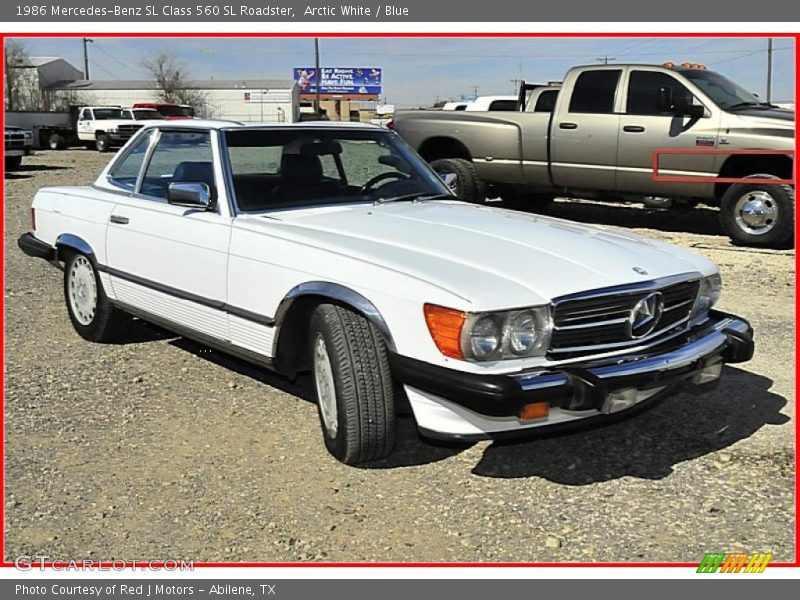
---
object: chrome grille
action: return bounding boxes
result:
[550,278,700,358]
[5,132,25,147]
[118,124,143,136]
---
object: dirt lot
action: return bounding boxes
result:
[3,149,795,563]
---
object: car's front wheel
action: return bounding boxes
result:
[309,304,396,465]
[63,252,130,342]
[4,156,22,170]
[95,134,111,153]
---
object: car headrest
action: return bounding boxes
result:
[173,161,215,187]
[280,154,323,182]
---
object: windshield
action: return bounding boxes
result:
[93,108,130,120]
[159,105,195,117]
[680,69,763,109]
[133,109,164,120]
[225,128,451,211]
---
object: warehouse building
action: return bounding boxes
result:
[49,77,299,123]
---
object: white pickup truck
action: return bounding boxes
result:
[76,106,145,152]
[18,121,754,465]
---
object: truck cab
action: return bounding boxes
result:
[76,106,144,152]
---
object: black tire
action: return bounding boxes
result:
[309,304,396,465]
[429,158,487,204]
[48,133,66,150]
[63,252,131,342]
[719,174,794,248]
[4,156,22,170]
[95,134,111,153]
[84,141,97,150]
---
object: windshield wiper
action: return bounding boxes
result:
[726,101,772,110]
[373,192,455,205]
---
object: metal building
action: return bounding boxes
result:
[51,78,299,123]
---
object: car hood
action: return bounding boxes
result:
[243,201,716,309]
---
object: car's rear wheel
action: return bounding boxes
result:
[48,133,66,150]
[719,174,794,248]
[95,134,111,153]
[429,158,487,204]
[309,304,396,465]
[63,252,130,342]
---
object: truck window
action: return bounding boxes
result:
[534,90,558,112]
[627,70,696,115]
[568,70,621,114]
[488,99,518,111]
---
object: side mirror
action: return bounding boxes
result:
[167,182,215,210]
[675,102,705,119]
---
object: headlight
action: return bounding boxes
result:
[23,131,32,140]
[107,127,118,133]
[691,273,722,320]
[424,304,552,361]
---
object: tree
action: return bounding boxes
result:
[4,39,43,111]
[139,51,213,118]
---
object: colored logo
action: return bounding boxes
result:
[696,552,772,573]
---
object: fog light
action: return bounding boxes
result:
[692,361,723,385]
[601,387,638,414]
[518,402,549,421]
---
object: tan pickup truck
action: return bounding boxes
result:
[394,64,795,247]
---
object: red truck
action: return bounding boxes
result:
[132,102,195,120]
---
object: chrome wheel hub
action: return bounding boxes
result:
[313,334,338,439]
[734,191,778,235]
[68,255,97,325]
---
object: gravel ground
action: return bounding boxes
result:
[3,149,795,563]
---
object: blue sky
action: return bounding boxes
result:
[12,36,796,106]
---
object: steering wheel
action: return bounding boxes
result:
[360,172,410,194]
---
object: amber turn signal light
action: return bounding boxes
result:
[518,402,549,421]
[423,304,466,360]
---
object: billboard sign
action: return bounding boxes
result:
[294,67,382,95]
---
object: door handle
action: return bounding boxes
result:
[109,215,129,225]
[623,125,646,133]
[559,122,578,130]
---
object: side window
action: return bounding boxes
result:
[534,90,558,112]
[80,108,92,120]
[108,131,153,191]
[488,99,518,111]
[568,70,621,114]
[627,70,698,115]
[140,130,215,200]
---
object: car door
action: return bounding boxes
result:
[550,68,622,190]
[104,127,233,341]
[77,107,93,139]
[616,68,721,196]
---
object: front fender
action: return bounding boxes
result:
[274,281,395,350]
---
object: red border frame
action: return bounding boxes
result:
[653,148,795,184]
[0,30,797,571]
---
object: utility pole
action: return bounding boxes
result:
[82,37,93,80]
[766,37,773,103]
[596,55,616,65]
[314,37,321,117]
[472,85,479,99]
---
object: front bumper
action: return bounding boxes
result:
[391,311,753,439]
